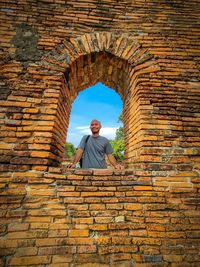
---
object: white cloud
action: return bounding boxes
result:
[101,127,117,139]
[79,128,90,134]
[75,126,89,130]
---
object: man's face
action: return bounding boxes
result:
[90,120,101,134]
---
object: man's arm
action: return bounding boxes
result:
[107,154,123,170]
[67,148,83,168]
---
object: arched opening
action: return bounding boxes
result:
[55,50,130,168]
[64,82,123,167]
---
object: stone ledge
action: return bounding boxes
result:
[61,167,127,176]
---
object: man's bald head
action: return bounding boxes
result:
[90,119,101,127]
[90,119,102,135]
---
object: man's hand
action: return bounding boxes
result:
[67,163,76,169]
[107,154,124,170]
[67,148,83,169]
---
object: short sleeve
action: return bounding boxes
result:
[78,135,87,150]
[105,141,113,155]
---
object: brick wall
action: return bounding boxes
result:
[0,167,200,266]
[0,0,200,266]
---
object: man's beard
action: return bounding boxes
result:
[91,129,99,134]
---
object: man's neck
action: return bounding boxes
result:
[92,133,100,137]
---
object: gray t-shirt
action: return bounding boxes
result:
[78,135,113,169]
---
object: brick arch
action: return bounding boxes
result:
[40,32,160,167]
[45,32,148,68]
[43,32,158,100]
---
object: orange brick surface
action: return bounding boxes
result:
[0,0,200,266]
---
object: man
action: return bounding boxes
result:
[67,119,123,170]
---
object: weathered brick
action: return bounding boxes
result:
[112,261,132,267]
[68,230,89,237]
[25,217,52,223]
[77,245,97,253]
[98,245,137,254]
[89,204,106,210]
[75,264,108,267]
[130,230,148,237]
[48,263,70,267]
[49,229,69,238]
[67,175,84,180]
[8,256,51,266]
[30,223,50,229]
[111,237,132,244]
[106,204,123,210]
[7,230,48,239]
[163,255,183,262]
[38,246,76,255]
[124,203,142,210]
[96,236,111,245]
[89,224,108,231]
[95,217,114,223]
[36,238,57,247]
[73,217,93,224]
[14,247,38,256]
[52,255,72,263]
[8,223,29,232]
[81,192,114,197]
[111,253,131,261]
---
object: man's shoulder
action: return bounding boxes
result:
[99,135,109,143]
[82,135,90,139]
[79,135,89,143]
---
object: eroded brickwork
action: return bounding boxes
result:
[0,168,199,266]
[0,0,200,266]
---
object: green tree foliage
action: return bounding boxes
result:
[64,142,76,158]
[110,113,124,160]
[110,139,124,160]
[115,113,124,140]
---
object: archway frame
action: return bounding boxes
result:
[39,32,161,167]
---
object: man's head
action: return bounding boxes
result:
[90,119,101,135]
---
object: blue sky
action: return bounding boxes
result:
[67,82,123,147]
